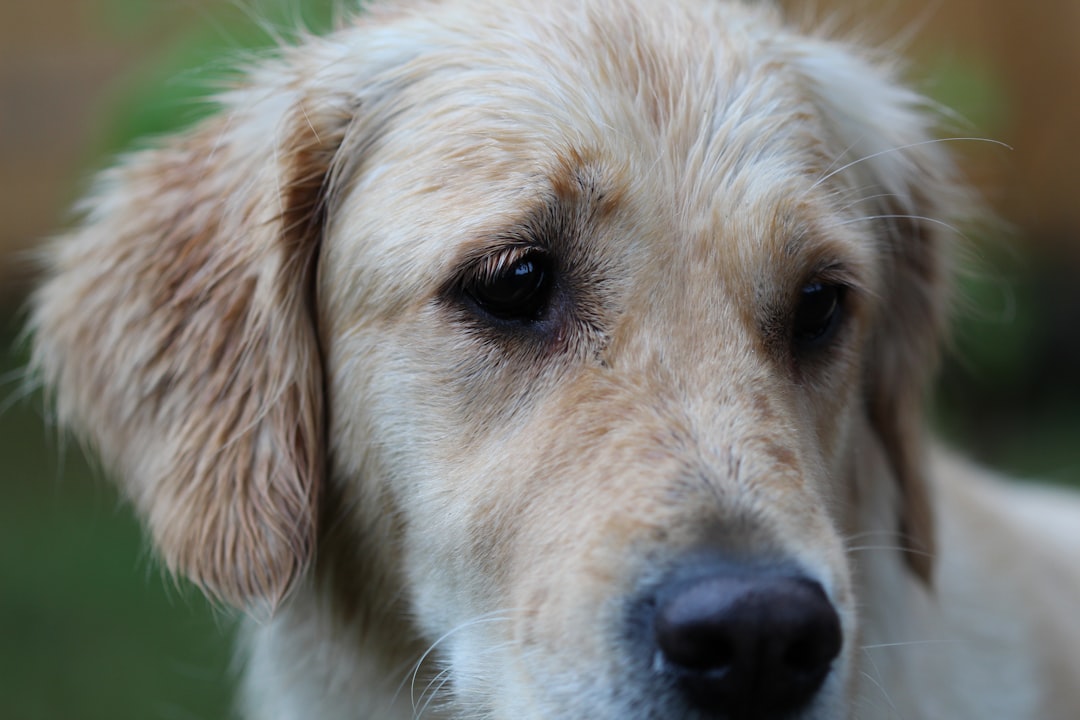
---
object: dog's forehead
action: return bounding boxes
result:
[323,0,860,320]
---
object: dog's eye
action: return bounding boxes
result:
[465,250,553,321]
[793,282,845,350]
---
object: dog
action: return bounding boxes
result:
[29,0,1080,718]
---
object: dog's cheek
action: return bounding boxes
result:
[795,355,871,518]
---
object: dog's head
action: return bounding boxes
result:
[32,0,966,717]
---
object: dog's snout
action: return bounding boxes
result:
[651,571,842,718]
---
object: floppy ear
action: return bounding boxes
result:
[792,42,970,583]
[31,58,354,610]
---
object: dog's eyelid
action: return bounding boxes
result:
[468,243,549,282]
[441,238,538,290]
[803,261,856,289]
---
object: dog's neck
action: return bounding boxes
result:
[846,431,1045,719]
[239,548,432,720]
[237,474,435,720]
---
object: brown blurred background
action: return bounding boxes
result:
[2,1,205,299]
[1,1,1078,719]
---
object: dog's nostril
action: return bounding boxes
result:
[654,588,739,672]
[653,573,842,717]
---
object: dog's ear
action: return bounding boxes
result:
[792,42,971,584]
[31,58,355,610]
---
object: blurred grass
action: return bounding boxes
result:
[2,2,1079,719]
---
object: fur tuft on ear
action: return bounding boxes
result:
[31,61,352,610]
[791,39,973,584]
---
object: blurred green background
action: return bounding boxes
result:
[1,1,1079,719]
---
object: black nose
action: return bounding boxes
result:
[652,572,842,719]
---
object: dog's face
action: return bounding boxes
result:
[32,0,964,717]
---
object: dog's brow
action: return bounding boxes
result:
[550,154,623,222]
[454,161,619,269]
[468,197,565,260]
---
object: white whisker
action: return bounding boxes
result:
[834,212,965,238]
[388,610,516,714]
[810,137,1011,191]
[414,666,454,720]
[862,639,955,650]
[857,670,900,718]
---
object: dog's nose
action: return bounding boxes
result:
[652,572,842,718]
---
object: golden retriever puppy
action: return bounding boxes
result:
[30,0,1080,718]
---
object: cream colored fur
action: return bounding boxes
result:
[30,0,1080,718]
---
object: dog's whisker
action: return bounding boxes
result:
[846,544,936,560]
[414,666,454,720]
[862,639,957,651]
[843,525,937,558]
[833,190,906,214]
[810,136,1011,191]
[845,544,905,553]
[843,529,912,543]
[415,638,519,720]
[856,672,900,719]
[858,650,901,717]
[812,135,864,192]
[834,212,966,239]
[393,611,517,713]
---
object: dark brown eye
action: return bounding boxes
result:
[465,251,553,321]
[793,282,845,350]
